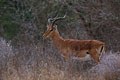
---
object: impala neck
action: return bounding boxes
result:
[51,31,64,48]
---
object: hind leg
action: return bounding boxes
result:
[89,49,100,64]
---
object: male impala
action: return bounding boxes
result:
[43,14,105,64]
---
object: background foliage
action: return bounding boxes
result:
[0,0,120,80]
[1,0,120,51]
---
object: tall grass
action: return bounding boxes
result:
[0,37,120,80]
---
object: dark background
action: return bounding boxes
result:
[0,0,120,80]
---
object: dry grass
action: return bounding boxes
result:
[0,37,120,80]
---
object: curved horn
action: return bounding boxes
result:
[47,11,59,24]
[51,12,67,27]
[48,18,54,24]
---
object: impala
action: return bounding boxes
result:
[43,14,105,64]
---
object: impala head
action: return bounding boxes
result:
[43,13,66,39]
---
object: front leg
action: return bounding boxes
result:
[60,48,71,61]
[61,52,70,62]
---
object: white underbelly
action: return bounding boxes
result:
[72,54,91,61]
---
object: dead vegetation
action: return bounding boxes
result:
[0,0,120,80]
[0,38,120,80]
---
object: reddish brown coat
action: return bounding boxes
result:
[43,25,105,63]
